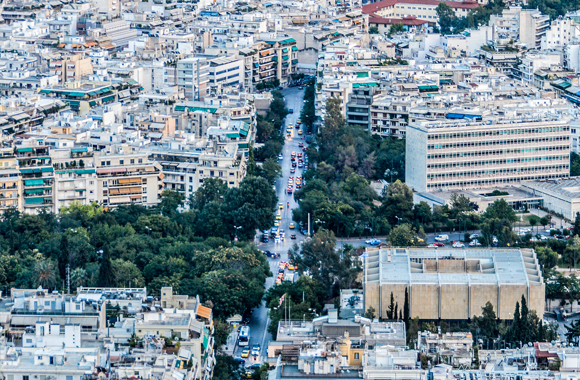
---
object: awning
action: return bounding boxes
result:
[24,188,45,194]
[357,72,369,78]
[197,305,212,320]
[282,48,289,53]
[292,46,298,51]
[282,55,289,60]
[24,197,44,204]
[102,95,115,103]
[41,167,54,172]
[24,179,44,186]
[17,148,33,153]
[71,148,88,153]
[226,133,240,139]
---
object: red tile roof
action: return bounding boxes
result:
[362,0,479,14]
[369,15,431,25]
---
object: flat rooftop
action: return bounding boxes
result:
[365,248,543,286]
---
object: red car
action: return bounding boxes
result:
[433,242,444,247]
[287,188,293,194]
[298,143,304,147]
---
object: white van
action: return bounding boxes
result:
[434,234,449,242]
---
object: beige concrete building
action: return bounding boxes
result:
[0,147,22,213]
[49,55,94,83]
[363,248,545,320]
[406,116,570,192]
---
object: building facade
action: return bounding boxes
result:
[177,57,210,101]
[406,116,570,192]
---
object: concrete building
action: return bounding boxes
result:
[362,0,479,25]
[48,54,94,83]
[405,116,570,192]
[519,9,550,49]
[0,147,22,213]
[363,247,545,320]
[521,178,580,220]
[16,144,55,214]
[208,56,244,90]
[177,57,210,101]
[540,16,580,49]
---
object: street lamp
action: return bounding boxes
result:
[384,169,398,183]
[394,216,401,225]
[234,225,242,242]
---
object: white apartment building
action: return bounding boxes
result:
[406,116,570,192]
[540,17,580,49]
[516,51,563,84]
[52,147,99,212]
[370,95,418,137]
[519,9,550,49]
[208,56,244,89]
[177,57,210,101]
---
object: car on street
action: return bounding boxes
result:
[234,357,245,365]
[298,130,303,135]
[289,222,295,229]
[434,234,449,242]
[291,234,296,239]
[427,244,438,248]
[251,345,261,357]
[365,239,381,245]
[452,241,465,248]
[298,163,303,168]
[242,371,253,379]
[278,202,284,210]
[247,363,262,370]
[433,242,445,247]
[469,240,482,247]
[299,143,304,147]
[287,188,293,194]
[289,109,294,113]
[241,348,250,358]
[290,168,295,173]
[470,233,479,239]
[278,154,283,160]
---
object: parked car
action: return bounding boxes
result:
[365,239,381,245]
[434,234,449,242]
[433,242,445,247]
[427,244,438,248]
[289,109,294,114]
[277,154,283,160]
[452,241,465,248]
[469,240,481,247]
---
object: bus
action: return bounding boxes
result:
[238,326,250,347]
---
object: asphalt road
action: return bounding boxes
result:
[233,87,308,365]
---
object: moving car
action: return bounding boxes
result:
[289,109,294,114]
[291,234,297,239]
[433,242,445,247]
[365,239,381,245]
[290,168,295,173]
[278,203,284,210]
[296,119,302,125]
[434,234,449,242]
[251,345,261,357]
[469,240,482,247]
[427,244,438,248]
[289,222,295,229]
[452,241,465,248]
[298,130,303,135]
[241,348,250,358]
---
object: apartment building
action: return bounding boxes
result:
[95,152,163,208]
[540,16,580,49]
[519,9,550,49]
[16,145,55,214]
[0,147,22,213]
[52,147,98,211]
[177,57,210,101]
[48,54,94,83]
[369,95,418,137]
[362,0,479,25]
[406,116,570,192]
[346,85,383,130]
[208,56,244,90]
[241,38,299,90]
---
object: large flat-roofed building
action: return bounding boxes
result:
[406,116,570,192]
[363,248,545,320]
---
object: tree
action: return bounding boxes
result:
[97,244,115,287]
[34,261,57,290]
[364,306,377,319]
[261,158,282,184]
[572,152,580,176]
[189,178,227,210]
[472,301,498,348]
[404,287,410,325]
[369,25,379,34]
[159,190,184,217]
[70,267,87,288]
[389,223,416,247]
[528,214,540,234]
[574,212,580,236]
[436,2,457,34]
[387,292,395,319]
[540,216,550,230]
[483,199,517,223]
[388,23,405,36]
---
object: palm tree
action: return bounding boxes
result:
[70,268,87,289]
[34,261,57,290]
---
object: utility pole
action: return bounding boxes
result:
[308,212,310,237]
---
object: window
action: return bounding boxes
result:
[130,159,135,164]
[120,160,124,165]
[139,158,143,163]
[106,161,110,166]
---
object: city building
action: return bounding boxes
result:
[363,247,545,320]
[406,116,570,192]
[177,57,210,101]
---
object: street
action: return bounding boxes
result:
[231,87,308,365]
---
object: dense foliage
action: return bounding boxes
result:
[0,178,274,319]
[571,152,580,176]
[300,79,316,133]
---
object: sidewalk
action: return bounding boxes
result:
[527,208,572,230]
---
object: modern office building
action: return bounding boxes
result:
[406,116,570,192]
[363,247,545,320]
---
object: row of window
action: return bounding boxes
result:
[425,174,566,188]
[429,136,569,150]
[427,165,569,179]
[101,158,143,166]
[427,155,569,169]
[427,126,569,140]
[427,145,569,159]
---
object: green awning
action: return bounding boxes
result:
[66,100,80,106]
[127,79,138,85]
[188,107,217,113]
[25,188,45,194]
[292,46,298,51]
[99,88,111,94]
[24,179,44,186]
[282,62,289,67]
[292,60,298,64]
[102,95,115,102]
[25,197,44,204]
[282,48,289,53]
[280,38,296,44]
[69,92,85,97]
[37,156,50,160]
[239,129,248,137]
[226,133,240,139]
[41,167,54,172]
[75,189,86,192]
[282,55,289,60]
[39,89,51,94]
[238,143,249,149]
[71,148,88,153]
[174,105,186,111]
[264,41,277,45]
[89,100,97,106]
[357,72,369,78]
[272,56,278,62]
[17,148,33,153]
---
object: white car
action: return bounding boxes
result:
[470,233,479,239]
[469,240,481,247]
[434,234,449,242]
[278,154,283,160]
[365,239,381,245]
[529,237,539,242]
[452,241,465,248]
[427,244,438,248]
